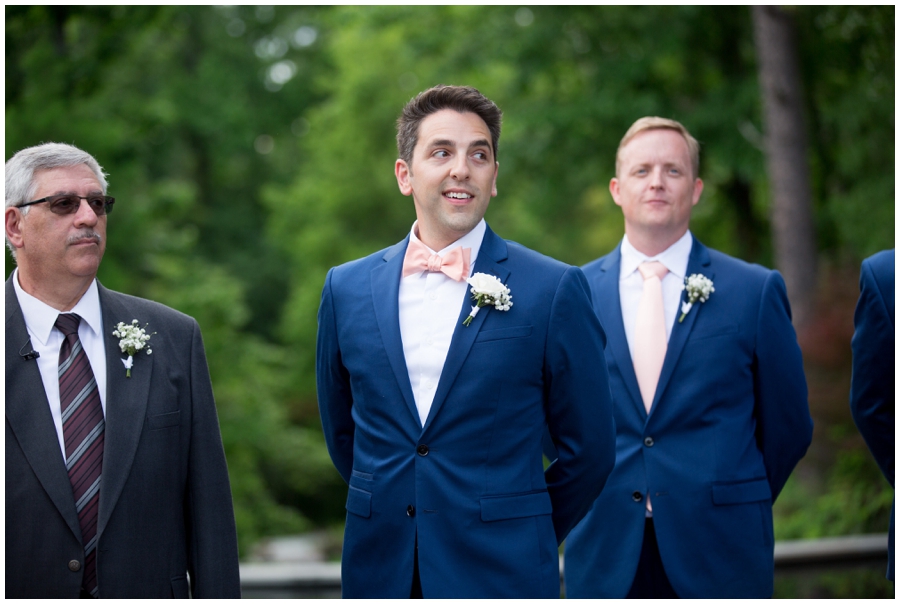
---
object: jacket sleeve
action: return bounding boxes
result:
[186,319,241,598]
[752,270,813,500]
[543,266,616,543]
[316,268,355,484]
[850,256,895,486]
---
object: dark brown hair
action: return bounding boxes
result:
[396,85,502,164]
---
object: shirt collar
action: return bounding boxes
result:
[620,230,693,281]
[13,268,103,345]
[409,219,486,269]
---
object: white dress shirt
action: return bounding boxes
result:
[399,219,486,426]
[13,269,107,459]
[619,230,694,356]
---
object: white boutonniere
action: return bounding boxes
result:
[112,320,155,377]
[463,272,513,326]
[679,274,715,323]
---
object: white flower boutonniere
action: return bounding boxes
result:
[463,272,513,326]
[679,274,715,323]
[112,320,156,377]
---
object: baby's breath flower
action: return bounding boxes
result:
[678,274,715,323]
[113,320,156,377]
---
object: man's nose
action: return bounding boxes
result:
[73,198,100,226]
[449,155,470,180]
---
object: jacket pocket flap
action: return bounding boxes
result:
[148,410,180,430]
[475,325,533,343]
[171,575,189,598]
[346,486,372,518]
[712,478,771,505]
[480,490,552,521]
[691,322,739,341]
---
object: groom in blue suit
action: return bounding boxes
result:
[564,117,813,598]
[316,85,616,598]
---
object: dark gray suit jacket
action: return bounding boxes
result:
[6,277,240,598]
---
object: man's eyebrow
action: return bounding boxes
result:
[468,139,491,151]
[48,189,104,196]
[427,138,456,148]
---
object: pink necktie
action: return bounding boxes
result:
[402,237,471,282]
[633,261,669,414]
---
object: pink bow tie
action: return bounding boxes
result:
[402,237,471,282]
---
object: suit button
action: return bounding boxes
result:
[68,560,81,572]
[643,436,654,447]
[407,505,416,517]
[632,491,643,502]
[416,444,429,456]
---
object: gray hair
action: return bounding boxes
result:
[5,142,108,258]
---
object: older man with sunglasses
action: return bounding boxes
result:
[5,142,240,598]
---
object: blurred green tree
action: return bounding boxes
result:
[6,6,893,557]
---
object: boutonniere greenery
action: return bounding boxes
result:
[112,320,155,377]
[463,272,513,326]
[679,274,715,323]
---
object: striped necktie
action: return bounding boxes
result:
[56,313,104,597]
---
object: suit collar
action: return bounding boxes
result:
[372,226,509,432]
[650,238,714,414]
[423,225,509,434]
[372,237,420,426]
[96,283,155,536]
[592,245,646,418]
[5,277,83,542]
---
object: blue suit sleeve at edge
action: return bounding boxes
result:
[752,270,813,501]
[186,319,241,597]
[850,257,895,486]
[316,268,355,484]
[542,266,616,544]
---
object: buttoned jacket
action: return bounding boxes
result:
[317,224,616,598]
[564,238,813,598]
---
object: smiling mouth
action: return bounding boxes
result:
[444,191,474,203]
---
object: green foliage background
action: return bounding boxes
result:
[6,5,894,569]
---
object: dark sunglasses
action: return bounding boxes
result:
[17,194,115,216]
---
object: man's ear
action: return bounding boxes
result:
[395,159,413,196]
[5,207,25,251]
[691,178,704,206]
[609,178,623,207]
[491,161,499,197]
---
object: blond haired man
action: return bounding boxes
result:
[562,117,813,598]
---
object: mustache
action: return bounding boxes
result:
[66,230,103,246]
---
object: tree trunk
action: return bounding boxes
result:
[751,6,818,331]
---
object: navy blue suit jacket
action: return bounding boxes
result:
[316,225,616,598]
[564,237,813,598]
[850,249,894,580]
[5,278,240,597]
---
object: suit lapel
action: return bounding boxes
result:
[594,247,647,419]
[5,277,82,541]
[371,237,420,426]
[422,226,509,434]
[651,238,713,412]
[96,284,154,536]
